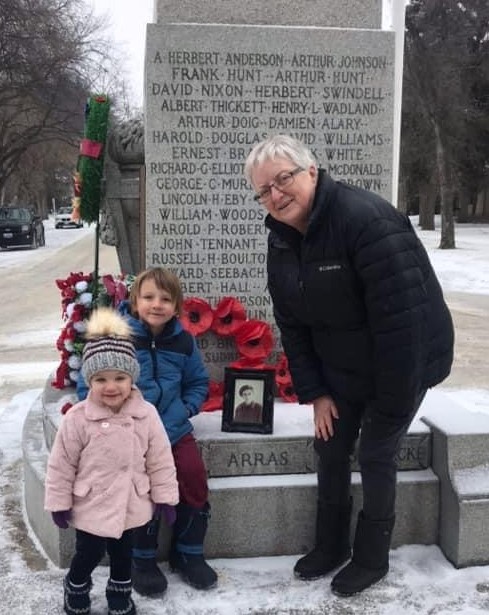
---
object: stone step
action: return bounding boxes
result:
[24,388,438,567]
[192,404,432,476]
[201,469,439,559]
[34,384,489,570]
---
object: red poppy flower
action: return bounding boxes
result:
[102,274,116,298]
[201,396,223,412]
[201,381,224,412]
[275,352,292,385]
[102,274,130,307]
[60,402,74,415]
[64,272,92,288]
[114,280,130,305]
[278,382,298,403]
[56,325,76,352]
[180,298,213,336]
[211,297,247,336]
[234,320,274,360]
[52,361,71,389]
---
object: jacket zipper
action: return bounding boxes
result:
[150,338,163,407]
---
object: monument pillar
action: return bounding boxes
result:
[144,1,403,379]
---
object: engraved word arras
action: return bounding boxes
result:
[227,451,289,468]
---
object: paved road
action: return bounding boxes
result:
[442,291,489,390]
[0,232,486,396]
[0,233,119,402]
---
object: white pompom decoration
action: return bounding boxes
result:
[68,355,82,369]
[75,281,88,293]
[66,303,75,318]
[73,321,86,333]
[79,292,93,307]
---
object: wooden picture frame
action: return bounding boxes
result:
[221,367,275,434]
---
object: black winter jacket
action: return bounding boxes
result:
[266,170,454,417]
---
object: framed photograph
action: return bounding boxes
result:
[221,368,275,434]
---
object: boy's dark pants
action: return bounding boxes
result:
[69,528,133,583]
[132,433,215,592]
[132,432,209,560]
[172,432,209,508]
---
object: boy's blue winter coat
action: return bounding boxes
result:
[77,301,209,445]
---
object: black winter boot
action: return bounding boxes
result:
[106,579,136,615]
[131,517,167,596]
[294,498,352,580]
[331,511,395,596]
[169,503,218,590]
[63,575,92,615]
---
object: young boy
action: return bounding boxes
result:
[78,268,217,594]
[46,307,178,615]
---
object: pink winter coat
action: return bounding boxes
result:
[45,387,179,539]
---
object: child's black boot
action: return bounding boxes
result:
[106,579,136,615]
[63,575,92,615]
[169,502,217,590]
[131,517,167,596]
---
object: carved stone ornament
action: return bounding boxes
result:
[108,117,145,166]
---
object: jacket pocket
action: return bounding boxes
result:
[133,476,151,496]
[73,481,92,498]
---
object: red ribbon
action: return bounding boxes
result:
[80,138,103,159]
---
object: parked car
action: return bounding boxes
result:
[0,206,45,249]
[55,206,83,229]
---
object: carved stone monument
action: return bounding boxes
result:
[144,0,402,380]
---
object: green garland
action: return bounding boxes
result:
[78,95,111,223]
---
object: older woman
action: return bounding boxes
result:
[244,135,454,596]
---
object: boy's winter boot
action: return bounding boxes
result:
[106,579,136,615]
[169,503,218,590]
[131,517,168,596]
[331,511,395,596]
[63,575,92,615]
[294,497,352,580]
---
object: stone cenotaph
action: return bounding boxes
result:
[143,0,405,381]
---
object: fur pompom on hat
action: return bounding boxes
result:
[81,308,140,383]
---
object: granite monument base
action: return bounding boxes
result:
[22,384,488,569]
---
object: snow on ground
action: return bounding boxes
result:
[1,217,489,613]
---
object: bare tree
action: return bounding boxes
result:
[403,0,489,246]
[0,0,128,200]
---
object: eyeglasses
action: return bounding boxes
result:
[253,167,304,203]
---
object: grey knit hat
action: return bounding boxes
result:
[81,308,140,383]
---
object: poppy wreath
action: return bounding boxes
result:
[180,296,298,410]
[52,272,134,389]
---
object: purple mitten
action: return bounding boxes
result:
[51,510,71,529]
[154,503,177,526]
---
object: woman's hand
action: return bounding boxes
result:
[313,395,339,440]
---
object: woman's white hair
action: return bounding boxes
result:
[244,134,317,184]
